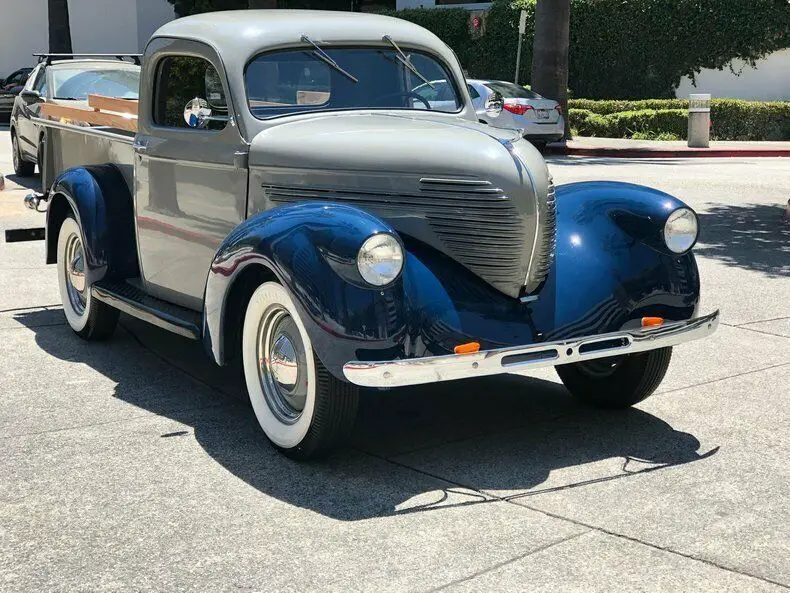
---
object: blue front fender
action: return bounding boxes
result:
[203,203,410,372]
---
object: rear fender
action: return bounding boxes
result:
[45,165,138,284]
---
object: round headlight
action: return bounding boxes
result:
[663,208,698,254]
[357,233,404,286]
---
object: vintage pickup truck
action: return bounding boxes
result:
[15,10,718,459]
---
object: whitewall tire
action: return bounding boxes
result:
[56,216,118,340]
[242,281,358,460]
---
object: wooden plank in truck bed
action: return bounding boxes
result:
[40,101,138,132]
[87,94,139,115]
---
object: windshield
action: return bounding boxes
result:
[51,68,140,100]
[245,47,462,119]
[485,81,541,100]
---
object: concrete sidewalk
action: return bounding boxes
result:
[550,136,790,158]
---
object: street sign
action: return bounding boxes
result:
[519,10,527,34]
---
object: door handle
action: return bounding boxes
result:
[233,150,248,170]
[132,142,148,154]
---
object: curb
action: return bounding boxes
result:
[550,146,790,159]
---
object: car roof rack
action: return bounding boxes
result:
[33,53,142,66]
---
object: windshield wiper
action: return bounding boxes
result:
[382,35,434,89]
[301,35,358,84]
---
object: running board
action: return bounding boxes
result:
[91,281,202,339]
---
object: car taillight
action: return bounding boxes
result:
[555,105,563,115]
[503,102,533,116]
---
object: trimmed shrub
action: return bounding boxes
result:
[383,8,478,69]
[570,108,689,139]
[570,99,790,140]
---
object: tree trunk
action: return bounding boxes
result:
[248,0,277,8]
[48,0,73,54]
[530,0,571,138]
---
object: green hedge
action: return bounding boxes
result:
[569,99,790,140]
[570,108,689,139]
[391,0,790,99]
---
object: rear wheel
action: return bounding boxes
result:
[555,347,672,409]
[241,281,358,460]
[12,132,35,177]
[56,216,119,340]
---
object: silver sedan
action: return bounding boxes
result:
[468,79,565,148]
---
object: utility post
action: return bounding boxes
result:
[514,9,527,85]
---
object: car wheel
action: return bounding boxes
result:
[555,347,672,409]
[242,281,359,460]
[12,132,35,177]
[530,140,548,153]
[57,216,119,340]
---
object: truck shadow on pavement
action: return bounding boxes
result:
[3,173,42,192]
[17,309,718,522]
[695,202,790,277]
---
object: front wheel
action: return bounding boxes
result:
[555,347,672,409]
[242,281,359,460]
[12,132,35,177]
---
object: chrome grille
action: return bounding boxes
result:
[530,180,557,287]
[263,178,528,295]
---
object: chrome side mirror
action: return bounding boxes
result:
[184,97,212,129]
[484,91,504,118]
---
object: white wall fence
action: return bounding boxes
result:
[676,49,790,102]
[0,0,175,77]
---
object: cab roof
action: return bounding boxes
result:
[151,9,450,58]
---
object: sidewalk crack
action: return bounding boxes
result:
[422,531,589,593]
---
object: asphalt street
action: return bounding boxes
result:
[1,127,789,592]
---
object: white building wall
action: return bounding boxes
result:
[137,0,177,50]
[0,0,47,75]
[69,0,140,55]
[0,0,175,77]
[676,49,790,102]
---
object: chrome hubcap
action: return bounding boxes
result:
[12,137,19,170]
[257,306,308,424]
[271,334,299,389]
[63,232,87,315]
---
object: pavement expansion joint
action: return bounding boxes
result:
[735,316,790,326]
[422,530,591,593]
[660,361,790,396]
[0,304,63,314]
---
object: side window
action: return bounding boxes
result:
[467,84,480,100]
[34,69,48,96]
[153,55,228,131]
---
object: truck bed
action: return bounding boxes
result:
[35,96,136,195]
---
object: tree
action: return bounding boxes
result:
[48,0,73,54]
[530,0,570,137]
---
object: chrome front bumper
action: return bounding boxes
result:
[343,310,720,388]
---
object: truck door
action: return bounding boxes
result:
[134,43,248,311]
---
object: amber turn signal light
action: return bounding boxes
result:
[641,317,664,328]
[454,342,481,355]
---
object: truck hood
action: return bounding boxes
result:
[247,113,553,298]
